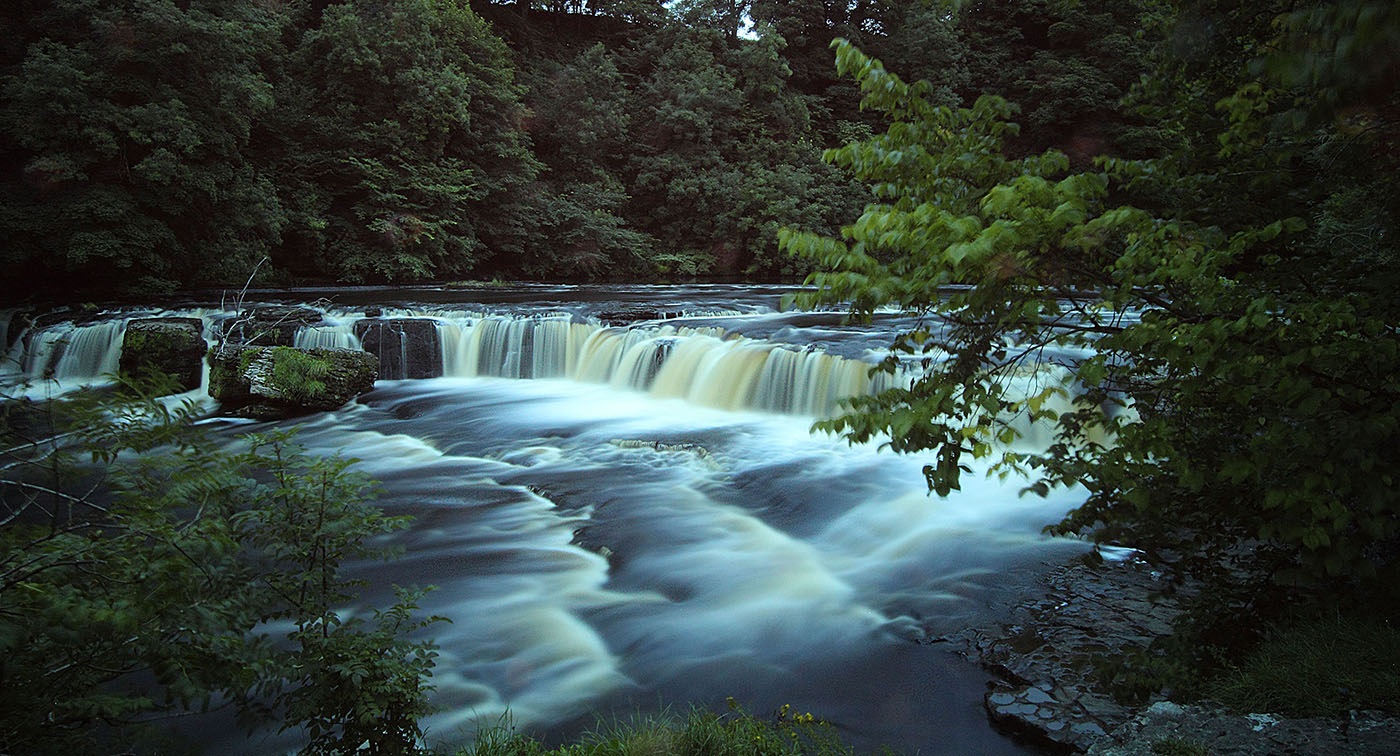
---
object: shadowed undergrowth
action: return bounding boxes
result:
[1208,615,1400,717]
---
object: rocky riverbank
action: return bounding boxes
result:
[940,552,1400,755]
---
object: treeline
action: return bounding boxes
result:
[0,0,1152,297]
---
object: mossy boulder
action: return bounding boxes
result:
[353,318,442,379]
[208,345,377,419]
[208,346,257,407]
[119,317,207,394]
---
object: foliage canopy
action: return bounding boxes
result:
[785,1,1400,598]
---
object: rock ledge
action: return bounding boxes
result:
[949,555,1400,754]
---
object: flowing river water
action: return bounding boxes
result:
[1,285,1093,754]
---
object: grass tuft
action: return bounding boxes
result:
[457,703,858,756]
[1209,614,1400,717]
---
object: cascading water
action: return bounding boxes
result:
[2,318,129,388]
[443,316,595,379]
[4,301,903,419]
[434,317,897,417]
[2,286,1098,755]
[294,320,363,351]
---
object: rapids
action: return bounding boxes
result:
[0,285,1091,754]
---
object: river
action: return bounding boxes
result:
[1,285,1090,754]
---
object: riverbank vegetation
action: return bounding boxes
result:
[462,703,855,756]
[3,0,1399,750]
[784,0,1400,710]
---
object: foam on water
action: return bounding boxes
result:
[4,289,1111,754]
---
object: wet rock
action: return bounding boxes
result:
[118,317,206,393]
[27,304,106,330]
[218,306,324,347]
[354,318,442,379]
[610,438,722,470]
[208,346,256,407]
[597,308,683,325]
[610,438,712,458]
[947,555,1190,751]
[952,553,1400,754]
[0,308,30,352]
[1086,703,1400,756]
[985,683,1117,752]
[209,345,376,419]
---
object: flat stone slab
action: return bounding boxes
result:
[943,554,1400,753]
[1088,702,1400,756]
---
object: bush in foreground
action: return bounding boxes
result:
[0,376,439,755]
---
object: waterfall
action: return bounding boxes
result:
[433,315,899,417]
[2,306,905,418]
[753,347,894,416]
[573,328,629,383]
[442,317,614,381]
[650,335,769,410]
[294,321,362,350]
[3,318,129,389]
[610,337,674,392]
[50,320,127,382]
[2,312,227,396]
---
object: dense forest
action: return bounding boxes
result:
[3,0,1400,753]
[0,0,1153,296]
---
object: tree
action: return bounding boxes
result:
[274,0,540,282]
[675,0,752,40]
[783,15,1400,610]
[750,0,971,146]
[619,20,861,276]
[0,0,290,295]
[517,44,656,277]
[952,0,1156,161]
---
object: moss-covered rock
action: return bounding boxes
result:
[119,317,206,393]
[208,345,377,419]
[207,345,259,406]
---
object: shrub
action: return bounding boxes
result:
[782,16,1400,604]
[0,377,439,754]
